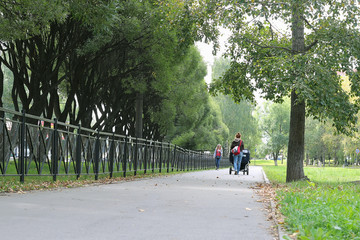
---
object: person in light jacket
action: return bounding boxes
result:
[213,144,223,170]
[230,132,244,175]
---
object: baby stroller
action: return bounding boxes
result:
[229,149,250,175]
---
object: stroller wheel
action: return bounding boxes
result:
[229,167,232,175]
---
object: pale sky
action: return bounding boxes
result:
[195,27,231,84]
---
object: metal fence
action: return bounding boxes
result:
[0,107,216,183]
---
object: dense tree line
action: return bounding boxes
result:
[0,0,226,150]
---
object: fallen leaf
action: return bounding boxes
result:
[246,208,252,211]
[138,209,145,212]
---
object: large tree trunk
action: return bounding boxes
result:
[286,4,306,182]
[287,90,305,181]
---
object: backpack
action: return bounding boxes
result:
[231,140,242,156]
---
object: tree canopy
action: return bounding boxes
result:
[208,0,360,182]
[0,0,226,150]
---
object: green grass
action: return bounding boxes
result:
[250,159,286,166]
[263,165,360,240]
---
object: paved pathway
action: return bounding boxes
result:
[0,166,276,240]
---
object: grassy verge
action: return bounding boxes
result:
[262,165,360,240]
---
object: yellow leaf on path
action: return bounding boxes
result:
[246,208,252,211]
[138,209,145,212]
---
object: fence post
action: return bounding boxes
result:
[109,133,115,179]
[173,145,176,172]
[144,139,148,174]
[52,118,58,182]
[167,143,170,173]
[94,131,100,180]
[186,150,191,171]
[1,117,4,174]
[182,151,185,171]
[134,137,138,176]
[19,110,26,183]
[159,142,162,173]
[151,141,155,173]
[123,136,127,178]
[191,152,194,170]
[76,125,82,179]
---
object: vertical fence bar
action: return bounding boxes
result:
[152,141,155,173]
[134,137,138,176]
[20,110,26,183]
[182,150,186,171]
[187,150,190,171]
[76,125,82,179]
[123,136,127,178]
[191,152,194,171]
[144,139,148,174]
[167,143,170,173]
[1,117,5,174]
[94,131,100,180]
[159,142,162,173]
[173,145,176,172]
[109,134,115,178]
[52,118,58,182]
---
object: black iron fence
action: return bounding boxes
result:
[0,107,218,183]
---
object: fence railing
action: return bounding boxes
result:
[0,107,218,183]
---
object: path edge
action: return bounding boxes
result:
[261,167,288,240]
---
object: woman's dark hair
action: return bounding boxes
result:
[235,132,241,138]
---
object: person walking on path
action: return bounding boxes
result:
[230,132,244,175]
[213,144,223,170]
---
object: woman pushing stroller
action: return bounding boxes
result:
[230,132,244,175]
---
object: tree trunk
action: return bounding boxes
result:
[286,4,306,182]
[287,90,305,181]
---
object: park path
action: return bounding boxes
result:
[0,166,276,240]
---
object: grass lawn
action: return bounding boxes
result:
[262,163,360,240]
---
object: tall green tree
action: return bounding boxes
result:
[260,99,290,166]
[164,47,229,150]
[211,57,260,155]
[209,1,360,182]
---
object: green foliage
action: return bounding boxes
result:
[263,165,360,239]
[205,0,360,182]
[208,0,360,134]
[260,98,290,160]
[0,0,224,144]
[0,0,68,40]
[211,57,260,154]
[164,47,229,150]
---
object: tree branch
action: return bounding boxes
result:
[245,38,294,53]
[305,40,318,52]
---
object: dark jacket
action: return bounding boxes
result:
[230,138,244,153]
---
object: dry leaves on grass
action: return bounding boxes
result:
[253,183,287,239]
